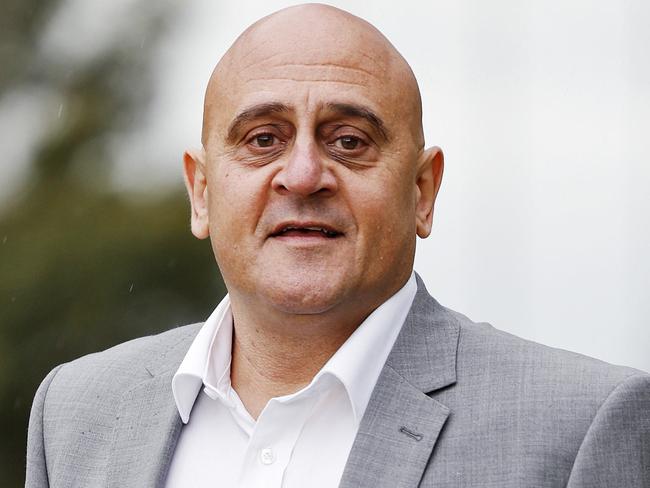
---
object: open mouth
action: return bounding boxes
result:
[270,224,343,239]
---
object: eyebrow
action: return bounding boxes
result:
[224,101,390,144]
[325,102,390,142]
[226,102,290,144]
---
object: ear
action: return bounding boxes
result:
[183,148,210,239]
[414,146,444,238]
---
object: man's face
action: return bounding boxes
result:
[186,9,442,319]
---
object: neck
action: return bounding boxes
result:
[229,297,372,419]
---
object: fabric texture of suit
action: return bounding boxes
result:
[26,276,650,487]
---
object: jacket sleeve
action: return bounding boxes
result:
[25,365,63,488]
[567,372,650,487]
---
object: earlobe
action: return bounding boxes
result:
[183,149,210,239]
[415,146,444,238]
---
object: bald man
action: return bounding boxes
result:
[26,5,650,488]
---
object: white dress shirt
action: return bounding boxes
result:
[165,272,416,488]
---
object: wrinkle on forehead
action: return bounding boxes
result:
[243,77,371,88]
[258,62,377,78]
[201,4,423,149]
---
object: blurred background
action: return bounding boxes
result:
[1,0,648,484]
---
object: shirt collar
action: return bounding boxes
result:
[171,296,232,423]
[171,272,417,425]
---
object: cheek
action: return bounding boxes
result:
[206,165,269,236]
[206,170,268,287]
[359,175,417,267]
[356,172,415,234]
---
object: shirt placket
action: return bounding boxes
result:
[236,394,318,488]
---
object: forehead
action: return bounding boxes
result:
[229,64,391,120]
[210,27,403,130]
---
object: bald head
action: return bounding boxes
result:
[183,3,444,323]
[201,4,424,149]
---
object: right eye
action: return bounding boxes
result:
[249,133,277,148]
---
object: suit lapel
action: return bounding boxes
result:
[106,325,201,488]
[338,366,451,488]
[339,275,460,488]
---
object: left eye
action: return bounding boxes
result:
[334,135,362,150]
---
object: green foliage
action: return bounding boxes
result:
[0,186,224,485]
[0,1,224,485]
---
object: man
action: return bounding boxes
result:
[26,4,649,487]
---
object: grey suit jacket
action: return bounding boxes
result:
[26,276,650,487]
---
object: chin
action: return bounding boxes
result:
[258,271,348,315]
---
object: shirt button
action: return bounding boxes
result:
[260,447,275,465]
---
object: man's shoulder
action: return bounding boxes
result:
[27,323,203,483]
[44,322,203,398]
[415,302,650,486]
[442,306,647,398]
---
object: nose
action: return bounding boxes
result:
[271,139,337,197]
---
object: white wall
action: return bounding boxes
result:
[409,1,650,372]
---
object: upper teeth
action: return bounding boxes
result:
[281,226,337,236]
